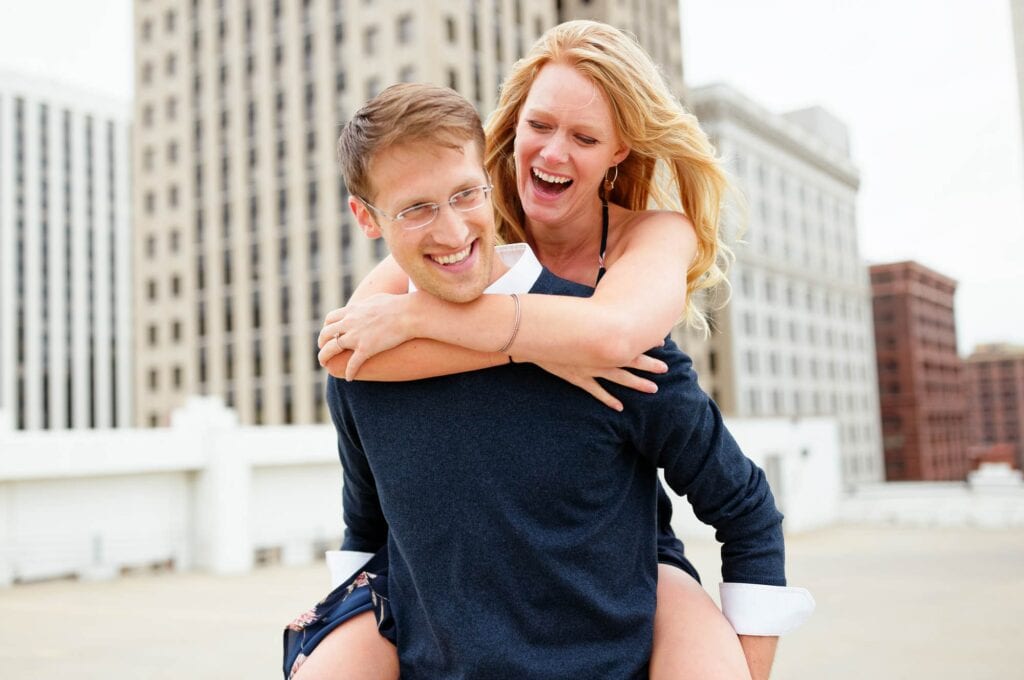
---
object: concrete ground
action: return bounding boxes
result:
[1,525,1022,679]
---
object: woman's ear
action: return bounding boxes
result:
[349,196,382,239]
[612,144,631,166]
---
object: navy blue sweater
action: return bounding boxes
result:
[329,269,785,679]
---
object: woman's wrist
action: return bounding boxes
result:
[405,290,444,342]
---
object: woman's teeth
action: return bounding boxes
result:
[532,168,571,185]
[431,244,472,265]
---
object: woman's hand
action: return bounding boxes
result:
[534,352,668,411]
[318,293,415,380]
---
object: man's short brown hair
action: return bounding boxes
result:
[338,83,486,201]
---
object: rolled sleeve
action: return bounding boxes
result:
[720,582,816,635]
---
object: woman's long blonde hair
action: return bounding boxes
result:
[484,20,734,334]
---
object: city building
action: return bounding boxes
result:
[964,343,1024,469]
[0,71,133,431]
[870,261,970,481]
[679,83,883,486]
[132,0,684,427]
[555,0,683,95]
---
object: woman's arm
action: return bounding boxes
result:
[324,211,696,378]
[321,254,509,378]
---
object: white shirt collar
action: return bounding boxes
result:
[408,243,543,295]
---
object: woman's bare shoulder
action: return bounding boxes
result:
[609,208,696,261]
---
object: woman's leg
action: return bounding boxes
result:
[291,611,399,680]
[650,563,752,680]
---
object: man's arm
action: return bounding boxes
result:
[627,347,813,673]
[739,635,778,680]
[326,375,388,553]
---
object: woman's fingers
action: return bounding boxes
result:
[323,307,345,325]
[345,350,368,382]
[626,353,668,374]
[318,317,345,350]
[575,378,623,412]
[601,368,658,394]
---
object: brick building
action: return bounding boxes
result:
[964,344,1024,470]
[870,261,969,480]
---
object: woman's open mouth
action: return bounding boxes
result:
[531,168,573,196]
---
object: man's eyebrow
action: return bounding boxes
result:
[392,178,484,209]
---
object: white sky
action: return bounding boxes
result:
[681,0,1024,354]
[1,0,1021,354]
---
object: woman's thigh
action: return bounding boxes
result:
[650,563,752,680]
[291,610,399,680]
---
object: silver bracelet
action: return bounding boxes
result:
[498,293,521,354]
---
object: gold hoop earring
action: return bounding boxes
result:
[604,165,619,194]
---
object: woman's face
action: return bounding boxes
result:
[513,62,629,232]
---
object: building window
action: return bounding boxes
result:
[166,52,177,76]
[446,16,457,42]
[149,369,159,390]
[148,324,158,346]
[397,14,413,43]
[364,26,378,55]
[399,65,415,83]
[366,77,380,100]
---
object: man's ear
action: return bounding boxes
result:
[349,196,382,239]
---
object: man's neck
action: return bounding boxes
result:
[486,246,511,286]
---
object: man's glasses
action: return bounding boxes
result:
[358,184,493,231]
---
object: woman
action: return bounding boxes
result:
[292,20,756,680]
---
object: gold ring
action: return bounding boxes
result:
[335,333,343,351]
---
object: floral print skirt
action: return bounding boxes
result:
[282,548,394,679]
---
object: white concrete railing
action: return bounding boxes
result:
[840,463,1024,528]
[0,398,342,586]
[0,399,843,586]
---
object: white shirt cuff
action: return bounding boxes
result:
[719,582,816,635]
[325,550,375,589]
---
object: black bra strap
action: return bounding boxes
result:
[596,197,609,285]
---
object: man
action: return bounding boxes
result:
[286,83,812,679]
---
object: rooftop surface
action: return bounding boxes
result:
[2,525,1021,679]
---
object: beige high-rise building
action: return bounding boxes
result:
[132,0,685,427]
[556,0,683,96]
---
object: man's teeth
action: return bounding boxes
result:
[432,245,472,265]
[533,168,571,184]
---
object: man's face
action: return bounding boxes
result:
[350,140,496,303]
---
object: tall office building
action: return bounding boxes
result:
[964,343,1024,470]
[0,71,133,431]
[132,0,685,427]
[556,0,683,95]
[870,261,970,481]
[681,84,883,486]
